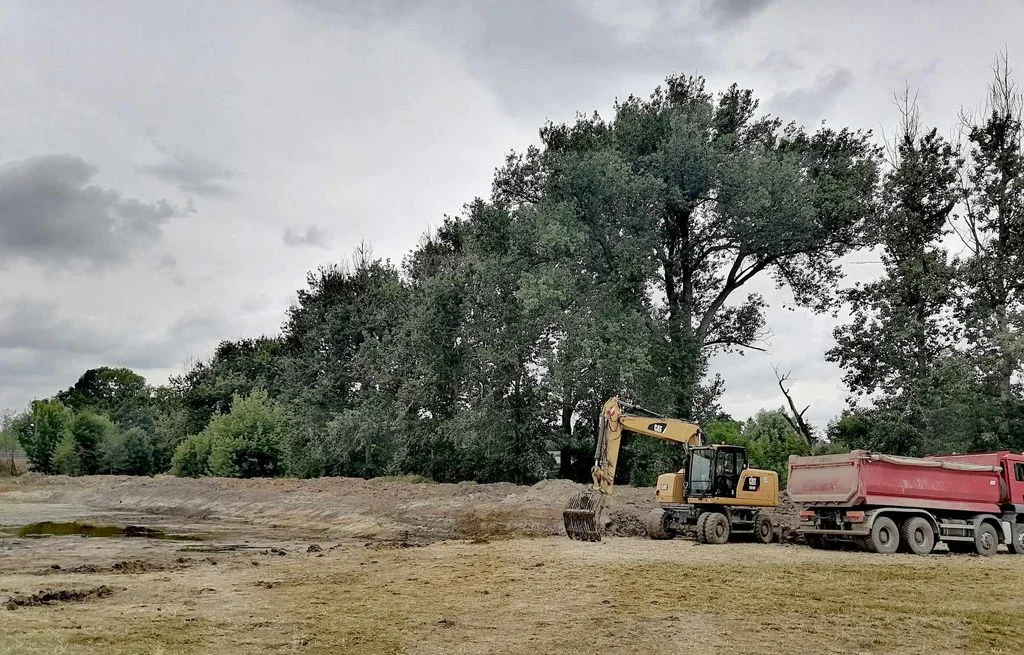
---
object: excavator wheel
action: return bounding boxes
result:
[753,513,774,544]
[646,508,674,540]
[695,512,711,544]
[563,491,605,542]
[704,512,731,545]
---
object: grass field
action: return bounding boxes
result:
[1,475,1022,654]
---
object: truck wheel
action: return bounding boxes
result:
[900,517,935,555]
[1012,523,1024,555]
[974,522,999,557]
[753,514,774,544]
[870,517,900,554]
[704,512,730,545]
[646,508,674,540]
[695,512,711,544]
[805,534,825,549]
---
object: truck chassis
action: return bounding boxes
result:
[800,506,1024,556]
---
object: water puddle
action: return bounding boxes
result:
[4,521,205,541]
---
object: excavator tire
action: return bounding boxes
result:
[753,513,774,544]
[695,512,711,544]
[563,491,604,542]
[704,512,731,545]
[646,508,674,540]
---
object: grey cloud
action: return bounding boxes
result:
[240,293,272,314]
[700,0,774,30]
[138,153,237,198]
[768,69,855,124]
[292,0,727,115]
[0,299,115,355]
[283,225,330,248]
[0,299,236,409]
[754,50,804,74]
[0,155,183,267]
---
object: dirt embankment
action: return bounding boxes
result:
[0,473,800,542]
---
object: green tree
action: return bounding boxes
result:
[495,76,879,420]
[17,400,72,473]
[955,53,1024,448]
[1,410,22,475]
[741,409,810,486]
[827,95,961,455]
[68,411,117,475]
[203,390,286,478]
[52,431,82,476]
[171,434,212,478]
[57,367,154,431]
[103,427,155,476]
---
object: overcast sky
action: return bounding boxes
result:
[1,0,1021,429]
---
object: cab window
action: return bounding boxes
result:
[1016,462,1024,482]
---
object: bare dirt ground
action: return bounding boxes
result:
[1,474,1023,654]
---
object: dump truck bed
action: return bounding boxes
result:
[787,450,1005,513]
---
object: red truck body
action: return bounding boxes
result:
[787,450,1024,513]
[787,450,1024,556]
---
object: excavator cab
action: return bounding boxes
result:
[686,445,747,499]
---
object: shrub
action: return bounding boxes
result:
[19,401,72,473]
[103,427,155,476]
[173,390,285,479]
[69,411,117,475]
[53,432,82,476]
[171,434,212,477]
[205,390,285,478]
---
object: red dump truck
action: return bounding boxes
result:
[787,450,1024,556]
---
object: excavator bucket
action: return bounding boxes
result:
[563,490,605,541]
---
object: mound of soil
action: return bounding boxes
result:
[606,510,647,537]
[6,585,114,610]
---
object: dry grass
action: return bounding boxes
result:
[2,538,1022,655]
[0,455,26,477]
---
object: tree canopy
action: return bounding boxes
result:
[6,57,1024,481]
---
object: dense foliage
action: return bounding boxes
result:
[6,59,1023,482]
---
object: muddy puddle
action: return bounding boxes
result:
[4,521,205,541]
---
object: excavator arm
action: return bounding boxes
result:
[563,396,703,541]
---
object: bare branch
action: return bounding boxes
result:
[772,363,816,446]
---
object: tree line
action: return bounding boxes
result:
[3,56,1022,485]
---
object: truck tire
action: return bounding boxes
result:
[869,517,900,554]
[704,512,730,545]
[900,517,935,555]
[695,512,711,544]
[753,514,774,544]
[646,508,674,540]
[1012,523,1024,555]
[974,522,999,557]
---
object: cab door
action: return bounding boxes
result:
[1007,456,1024,507]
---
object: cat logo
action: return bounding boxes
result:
[648,422,668,434]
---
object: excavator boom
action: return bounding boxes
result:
[563,396,703,541]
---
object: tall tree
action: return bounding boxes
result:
[955,53,1024,448]
[827,95,960,454]
[495,76,879,419]
[57,367,154,431]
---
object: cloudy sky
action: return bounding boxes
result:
[1,0,1021,428]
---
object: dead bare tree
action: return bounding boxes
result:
[772,365,816,447]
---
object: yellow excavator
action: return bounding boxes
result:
[563,396,779,543]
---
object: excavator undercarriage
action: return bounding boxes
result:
[563,396,779,544]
